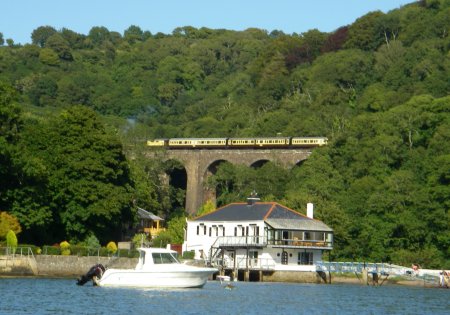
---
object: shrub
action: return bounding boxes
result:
[43,245,61,255]
[60,241,71,255]
[132,233,150,249]
[106,241,118,255]
[70,245,89,256]
[6,230,18,252]
[151,232,171,249]
[84,234,101,249]
[182,251,195,260]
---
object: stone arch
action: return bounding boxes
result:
[162,159,187,209]
[292,158,308,168]
[202,159,230,206]
[250,159,272,168]
[146,148,312,215]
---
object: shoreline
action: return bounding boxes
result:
[328,275,442,288]
[1,255,445,289]
[0,274,443,289]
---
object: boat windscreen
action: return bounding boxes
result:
[152,252,179,264]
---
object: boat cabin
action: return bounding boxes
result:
[136,248,180,270]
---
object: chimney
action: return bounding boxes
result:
[247,191,260,206]
[307,203,314,219]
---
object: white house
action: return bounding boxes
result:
[183,198,333,278]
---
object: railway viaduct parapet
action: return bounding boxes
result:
[146,149,312,215]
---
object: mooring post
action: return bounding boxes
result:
[372,272,379,286]
[328,254,332,284]
[362,262,368,285]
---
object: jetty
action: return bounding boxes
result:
[316,261,441,286]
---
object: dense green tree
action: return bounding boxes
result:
[45,33,73,61]
[344,11,385,51]
[124,25,145,43]
[60,28,85,49]
[88,26,111,45]
[43,106,134,242]
[31,26,57,47]
[0,212,21,239]
[39,48,60,66]
[0,82,22,204]
[26,75,58,106]
[6,106,135,244]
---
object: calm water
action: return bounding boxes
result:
[0,278,448,315]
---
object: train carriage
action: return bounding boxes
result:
[228,138,256,147]
[255,137,290,147]
[168,138,227,148]
[146,139,167,147]
[291,137,328,147]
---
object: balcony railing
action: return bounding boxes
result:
[267,239,333,248]
[143,227,166,236]
[215,236,267,247]
[212,256,276,270]
[212,236,332,249]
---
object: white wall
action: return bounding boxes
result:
[183,220,265,260]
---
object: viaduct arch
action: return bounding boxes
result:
[146,149,312,215]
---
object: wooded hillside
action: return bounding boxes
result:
[0,0,448,267]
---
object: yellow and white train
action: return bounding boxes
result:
[147,137,327,149]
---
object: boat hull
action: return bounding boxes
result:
[97,267,216,288]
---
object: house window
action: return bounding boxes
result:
[249,250,258,266]
[313,232,325,241]
[237,225,244,236]
[304,231,311,240]
[298,252,313,265]
[234,227,237,236]
[209,227,212,236]
[249,250,258,259]
[198,224,205,235]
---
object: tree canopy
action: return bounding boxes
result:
[0,0,448,267]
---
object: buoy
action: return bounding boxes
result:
[224,283,235,290]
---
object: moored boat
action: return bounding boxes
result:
[77,247,217,288]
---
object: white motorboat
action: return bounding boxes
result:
[77,247,217,288]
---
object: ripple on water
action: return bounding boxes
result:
[0,278,448,315]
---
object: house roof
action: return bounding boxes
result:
[265,218,333,232]
[191,202,332,232]
[137,207,163,221]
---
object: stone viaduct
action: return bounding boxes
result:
[146,148,313,215]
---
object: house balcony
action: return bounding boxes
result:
[143,227,166,236]
[212,236,332,250]
[214,236,267,248]
[267,239,333,250]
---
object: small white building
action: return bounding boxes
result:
[183,198,333,278]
